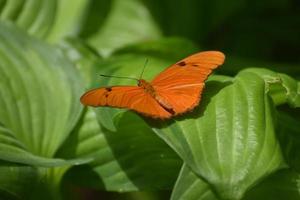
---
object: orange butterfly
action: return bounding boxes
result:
[80,51,225,119]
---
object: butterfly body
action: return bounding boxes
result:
[80,51,225,119]
[138,79,155,95]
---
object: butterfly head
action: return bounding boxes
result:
[137,79,148,87]
[138,79,155,94]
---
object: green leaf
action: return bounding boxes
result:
[0,22,84,163]
[152,72,285,199]
[243,169,300,200]
[277,74,300,107]
[0,161,70,200]
[30,166,70,200]
[0,0,88,41]
[171,166,300,200]
[86,0,162,56]
[59,37,103,87]
[277,109,300,172]
[59,108,182,191]
[240,68,300,107]
[0,0,56,38]
[46,0,90,42]
[0,125,91,167]
[171,164,218,200]
[0,161,38,199]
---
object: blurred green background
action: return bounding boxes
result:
[0,0,299,200]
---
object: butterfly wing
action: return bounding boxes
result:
[80,86,172,118]
[151,51,225,115]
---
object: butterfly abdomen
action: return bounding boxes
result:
[154,95,175,115]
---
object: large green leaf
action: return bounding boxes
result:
[86,0,162,56]
[0,22,85,164]
[0,0,88,41]
[0,161,38,200]
[0,125,90,167]
[59,37,103,87]
[0,0,56,38]
[152,72,285,199]
[59,108,182,191]
[0,160,70,200]
[171,164,218,200]
[46,0,90,42]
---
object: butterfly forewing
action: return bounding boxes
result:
[151,51,225,85]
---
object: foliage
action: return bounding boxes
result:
[0,0,299,200]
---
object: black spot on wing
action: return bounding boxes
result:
[177,61,186,66]
[105,87,112,91]
[104,87,112,98]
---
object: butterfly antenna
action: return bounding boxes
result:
[99,74,138,81]
[139,59,148,79]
